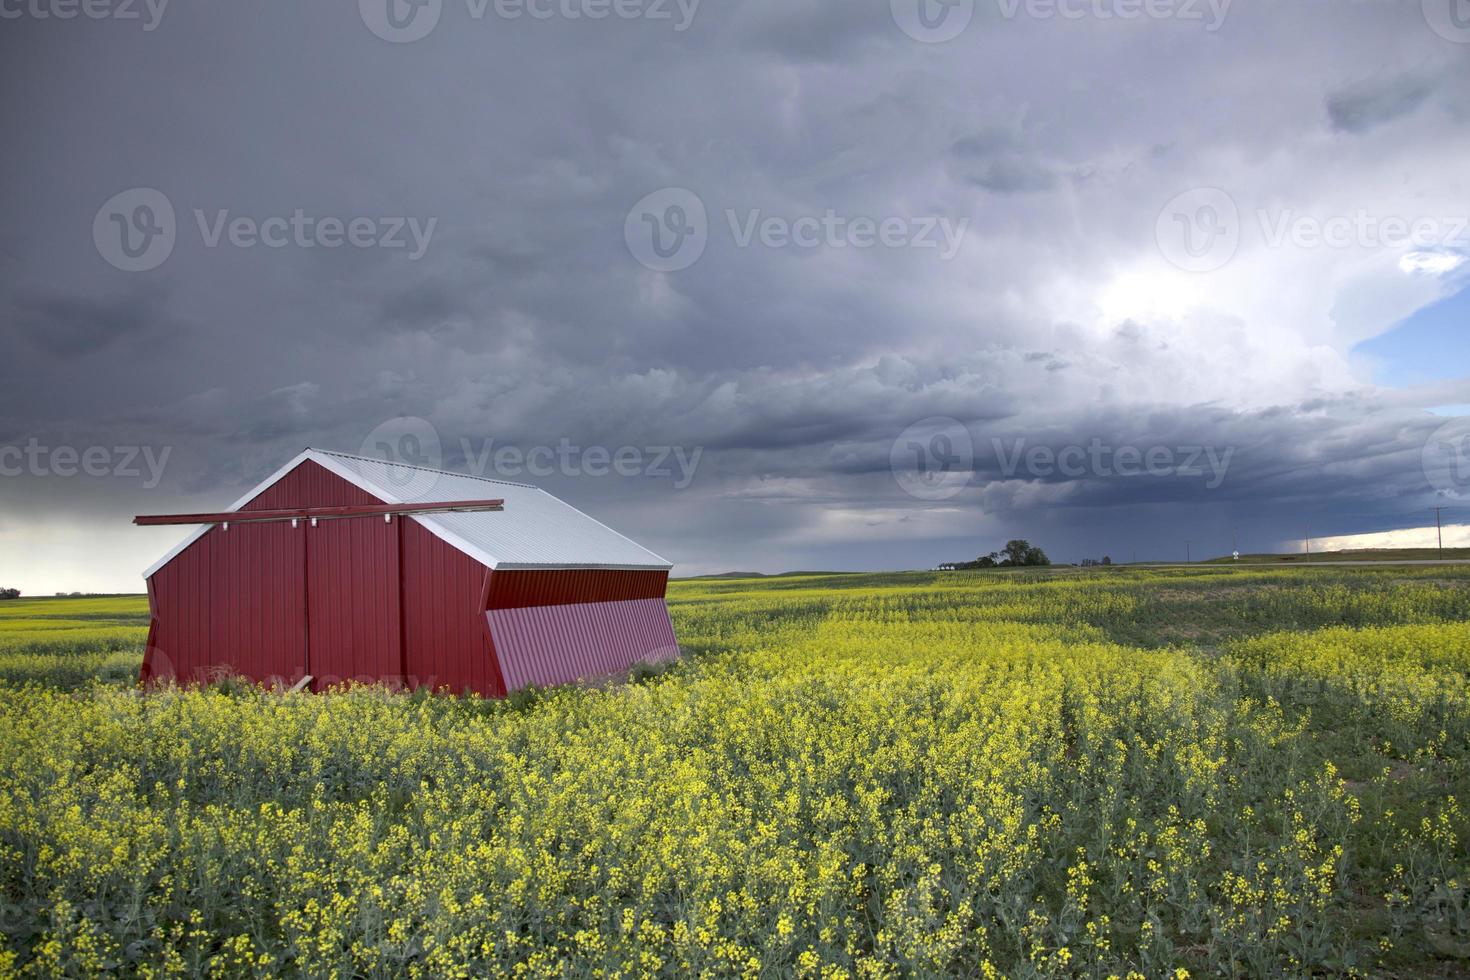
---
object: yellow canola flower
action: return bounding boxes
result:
[0,570,1467,975]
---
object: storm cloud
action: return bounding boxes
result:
[2,0,1469,590]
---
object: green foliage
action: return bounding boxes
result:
[0,572,1468,976]
[1002,538,1050,567]
[945,539,1051,570]
[0,595,148,689]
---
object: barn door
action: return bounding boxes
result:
[304,515,403,690]
[205,521,308,687]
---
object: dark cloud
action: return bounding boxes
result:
[379,280,461,329]
[950,129,1060,194]
[1326,72,1435,134]
[1,1,1468,588]
[737,0,891,61]
[960,156,1060,194]
[10,284,179,357]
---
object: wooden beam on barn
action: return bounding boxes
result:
[133,499,506,527]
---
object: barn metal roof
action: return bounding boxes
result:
[143,448,673,579]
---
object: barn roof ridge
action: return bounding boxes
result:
[309,448,542,492]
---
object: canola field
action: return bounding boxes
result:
[1,567,1469,977]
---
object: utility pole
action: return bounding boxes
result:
[1304,527,1310,558]
[1185,540,1192,564]
[1433,507,1444,559]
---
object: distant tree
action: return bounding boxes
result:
[1101,556,1112,566]
[1000,540,1050,567]
[943,542,1050,570]
[1001,540,1031,566]
[0,588,20,600]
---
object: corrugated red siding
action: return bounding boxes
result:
[144,520,306,686]
[141,587,159,683]
[243,460,381,511]
[144,536,213,684]
[307,514,402,690]
[485,568,668,608]
[210,520,306,685]
[487,598,678,692]
[400,517,504,697]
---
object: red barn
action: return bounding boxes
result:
[138,449,678,696]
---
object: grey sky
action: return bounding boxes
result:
[3,0,1469,590]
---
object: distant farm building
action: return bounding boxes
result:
[138,449,677,696]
